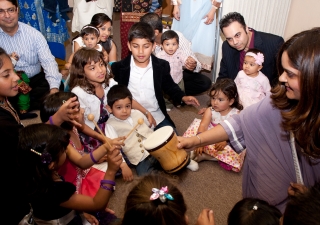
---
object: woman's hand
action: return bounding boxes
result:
[177,136,198,150]
[172,5,180,20]
[204,7,217,25]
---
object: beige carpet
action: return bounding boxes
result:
[21,12,243,225]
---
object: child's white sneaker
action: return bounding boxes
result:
[186,159,199,171]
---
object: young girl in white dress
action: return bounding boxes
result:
[184,78,245,172]
[234,48,271,108]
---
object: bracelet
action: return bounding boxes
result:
[196,135,202,144]
[100,180,116,191]
[145,111,149,116]
[90,152,98,164]
[49,116,54,125]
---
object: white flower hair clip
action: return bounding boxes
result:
[150,186,174,202]
[246,52,264,65]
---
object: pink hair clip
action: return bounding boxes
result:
[150,186,174,202]
[246,52,264,65]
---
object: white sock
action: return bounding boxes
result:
[186,159,199,171]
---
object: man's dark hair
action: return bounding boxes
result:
[161,30,179,44]
[140,13,163,33]
[5,0,18,7]
[219,12,246,31]
[107,84,133,108]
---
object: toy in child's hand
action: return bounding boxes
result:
[87,113,112,148]
[125,118,144,139]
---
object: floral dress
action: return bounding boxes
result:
[183,107,246,172]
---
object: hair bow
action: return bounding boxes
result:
[246,52,264,65]
[150,186,174,202]
[30,148,52,164]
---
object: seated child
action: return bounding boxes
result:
[65,24,108,70]
[121,174,215,225]
[155,30,191,110]
[17,123,122,224]
[111,22,200,132]
[184,79,245,172]
[234,48,271,108]
[105,84,199,177]
[9,52,37,119]
[40,92,125,224]
[228,198,282,225]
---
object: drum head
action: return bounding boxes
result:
[143,126,173,150]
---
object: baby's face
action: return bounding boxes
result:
[162,38,179,55]
[83,34,99,49]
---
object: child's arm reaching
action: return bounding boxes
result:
[132,99,157,128]
[65,52,75,70]
[66,142,113,169]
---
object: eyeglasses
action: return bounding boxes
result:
[0,7,17,17]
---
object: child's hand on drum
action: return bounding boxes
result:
[215,141,227,151]
[195,146,204,155]
[120,162,133,181]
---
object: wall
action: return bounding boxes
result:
[284,0,320,40]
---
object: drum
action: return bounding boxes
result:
[143,126,189,173]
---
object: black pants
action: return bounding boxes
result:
[183,69,212,96]
[43,0,70,13]
[9,72,64,112]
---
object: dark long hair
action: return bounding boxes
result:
[91,13,113,53]
[18,124,70,197]
[271,27,320,158]
[69,48,113,94]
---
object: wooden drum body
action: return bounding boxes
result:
[143,126,189,173]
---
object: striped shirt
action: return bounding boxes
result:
[154,29,202,72]
[0,22,62,89]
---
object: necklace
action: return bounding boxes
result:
[289,131,304,185]
[0,98,20,123]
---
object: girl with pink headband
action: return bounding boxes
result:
[234,48,271,108]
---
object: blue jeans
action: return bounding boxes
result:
[155,118,178,135]
[135,155,161,176]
